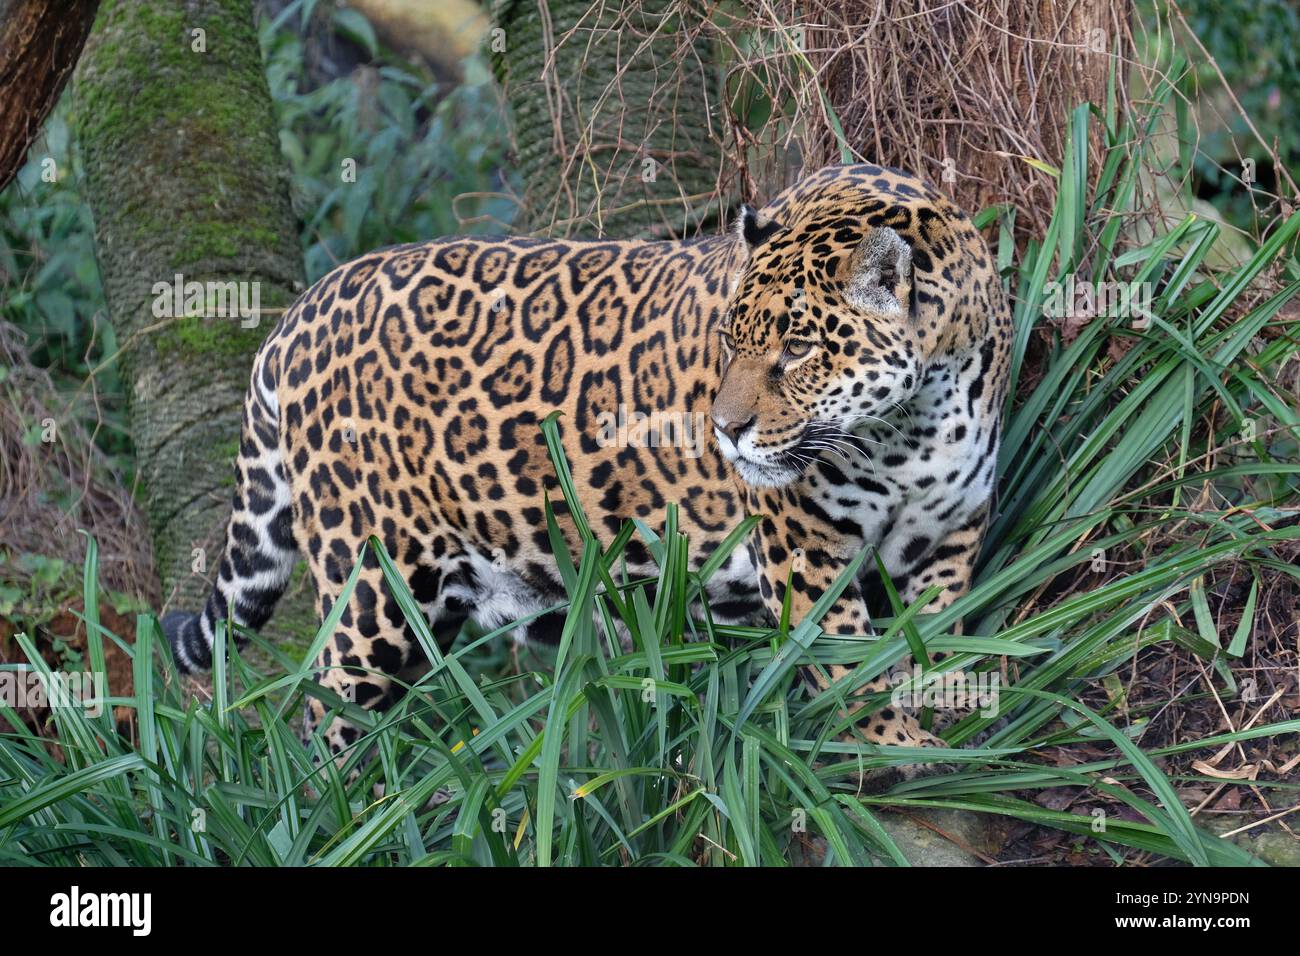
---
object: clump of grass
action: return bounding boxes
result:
[2,85,1298,865]
[0,436,1288,865]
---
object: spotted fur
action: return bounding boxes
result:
[163,164,1010,757]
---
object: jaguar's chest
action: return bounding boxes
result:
[805,359,994,551]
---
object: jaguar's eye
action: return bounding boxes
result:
[781,339,816,362]
[720,330,736,351]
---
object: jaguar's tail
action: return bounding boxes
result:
[163,351,297,672]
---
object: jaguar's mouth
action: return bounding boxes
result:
[717,420,874,487]
[714,424,807,487]
[740,421,878,486]
[791,420,879,469]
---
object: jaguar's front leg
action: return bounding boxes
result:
[891,505,988,618]
[880,506,991,726]
[748,510,943,750]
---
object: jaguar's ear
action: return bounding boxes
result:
[843,225,912,316]
[729,205,789,296]
[735,204,787,251]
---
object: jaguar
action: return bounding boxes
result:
[163,163,1011,758]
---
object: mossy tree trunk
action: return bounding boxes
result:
[73,0,305,615]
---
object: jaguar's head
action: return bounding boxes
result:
[712,205,924,487]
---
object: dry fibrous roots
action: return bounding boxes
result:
[498,0,1294,259]
[491,0,1139,239]
[0,320,155,601]
[764,0,1133,237]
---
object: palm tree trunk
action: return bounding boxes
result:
[489,0,725,238]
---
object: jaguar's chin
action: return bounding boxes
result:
[730,455,805,488]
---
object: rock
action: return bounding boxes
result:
[1205,817,1300,867]
[877,808,1001,866]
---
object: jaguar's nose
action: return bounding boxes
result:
[712,413,755,443]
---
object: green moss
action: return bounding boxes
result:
[211,436,240,463]
[176,220,285,265]
[155,314,267,360]
[151,274,294,359]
